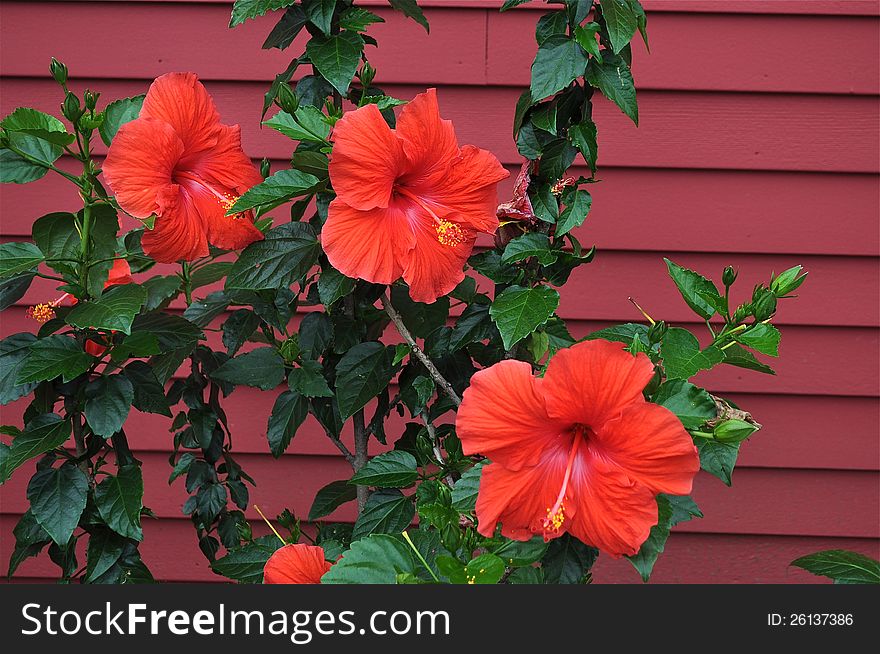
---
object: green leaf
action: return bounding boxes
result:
[335,342,396,421]
[663,258,721,320]
[487,536,548,567]
[0,414,69,484]
[556,189,592,237]
[652,379,716,430]
[123,361,171,416]
[131,312,202,351]
[697,438,740,486]
[387,0,429,32]
[305,31,365,95]
[317,267,356,308]
[263,5,308,49]
[322,534,416,584]
[350,451,418,488]
[351,489,414,541]
[0,242,44,278]
[502,233,557,266]
[627,494,702,582]
[264,106,331,143]
[210,347,285,390]
[303,0,335,35]
[451,461,485,512]
[17,335,93,384]
[308,480,358,520]
[32,212,80,274]
[390,286,450,339]
[67,284,147,335]
[222,309,260,356]
[229,169,321,214]
[229,0,297,27]
[573,23,601,58]
[84,374,134,438]
[464,553,506,584]
[182,291,229,328]
[94,465,144,540]
[27,465,88,545]
[542,533,598,584]
[2,107,73,146]
[737,323,781,357]
[360,95,407,111]
[530,36,588,102]
[7,510,51,576]
[288,359,333,398]
[569,119,598,175]
[0,333,39,405]
[661,327,723,380]
[99,95,145,146]
[721,343,775,375]
[84,204,120,297]
[490,285,560,350]
[190,262,232,290]
[141,275,181,311]
[340,7,385,32]
[601,0,639,53]
[501,0,531,10]
[536,11,568,45]
[84,528,127,582]
[0,273,35,312]
[212,535,282,583]
[225,222,319,291]
[586,52,638,125]
[267,390,309,457]
[791,550,880,585]
[197,483,228,523]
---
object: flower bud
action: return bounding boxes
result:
[49,58,68,85]
[770,265,807,297]
[752,291,777,321]
[440,522,461,551]
[275,83,298,114]
[359,62,376,89]
[732,303,752,324]
[713,419,758,444]
[647,320,668,343]
[83,89,100,111]
[260,158,271,179]
[79,114,104,131]
[62,92,83,122]
[722,266,738,287]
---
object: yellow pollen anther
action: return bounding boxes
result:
[218,192,244,218]
[435,219,465,247]
[27,303,57,324]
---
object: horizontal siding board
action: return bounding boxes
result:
[2,79,878,174]
[3,157,878,257]
[4,3,877,93]
[1,452,877,537]
[487,11,880,94]
[2,384,878,472]
[8,248,879,327]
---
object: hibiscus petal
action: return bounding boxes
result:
[431,145,508,233]
[329,104,404,211]
[263,544,332,584]
[189,124,263,195]
[596,403,699,496]
[322,199,414,285]
[396,88,460,188]
[475,458,571,541]
[141,184,209,263]
[140,72,222,160]
[180,181,264,253]
[567,454,659,557]
[102,117,184,218]
[400,210,475,303]
[542,339,655,428]
[457,360,566,471]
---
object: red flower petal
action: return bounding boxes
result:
[430,144,508,234]
[140,72,221,162]
[102,117,183,218]
[189,123,263,195]
[597,403,699,496]
[566,454,658,557]
[396,88,459,189]
[542,340,655,428]
[457,360,566,471]
[263,544,332,584]
[141,185,209,263]
[106,259,133,286]
[178,179,263,252]
[401,210,476,303]
[323,199,414,284]
[329,104,404,211]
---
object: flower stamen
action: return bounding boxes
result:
[396,186,466,247]
[26,293,70,324]
[542,433,580,539]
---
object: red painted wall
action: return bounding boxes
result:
[1,0,878,583]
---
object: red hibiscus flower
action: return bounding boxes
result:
[455,339,700,557]
[103,72,264,263]
[263,544,333,584]
[324,89,509,304]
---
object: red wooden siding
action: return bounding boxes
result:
[0,0,878,583]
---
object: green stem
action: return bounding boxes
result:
[78,200,93,293]
[180,262,193,305]
[4,143,83,186]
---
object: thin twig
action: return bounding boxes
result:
[421,410,454,487]
[327,434,356,466]
[353,409,369,513]
[380,291,461,407]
